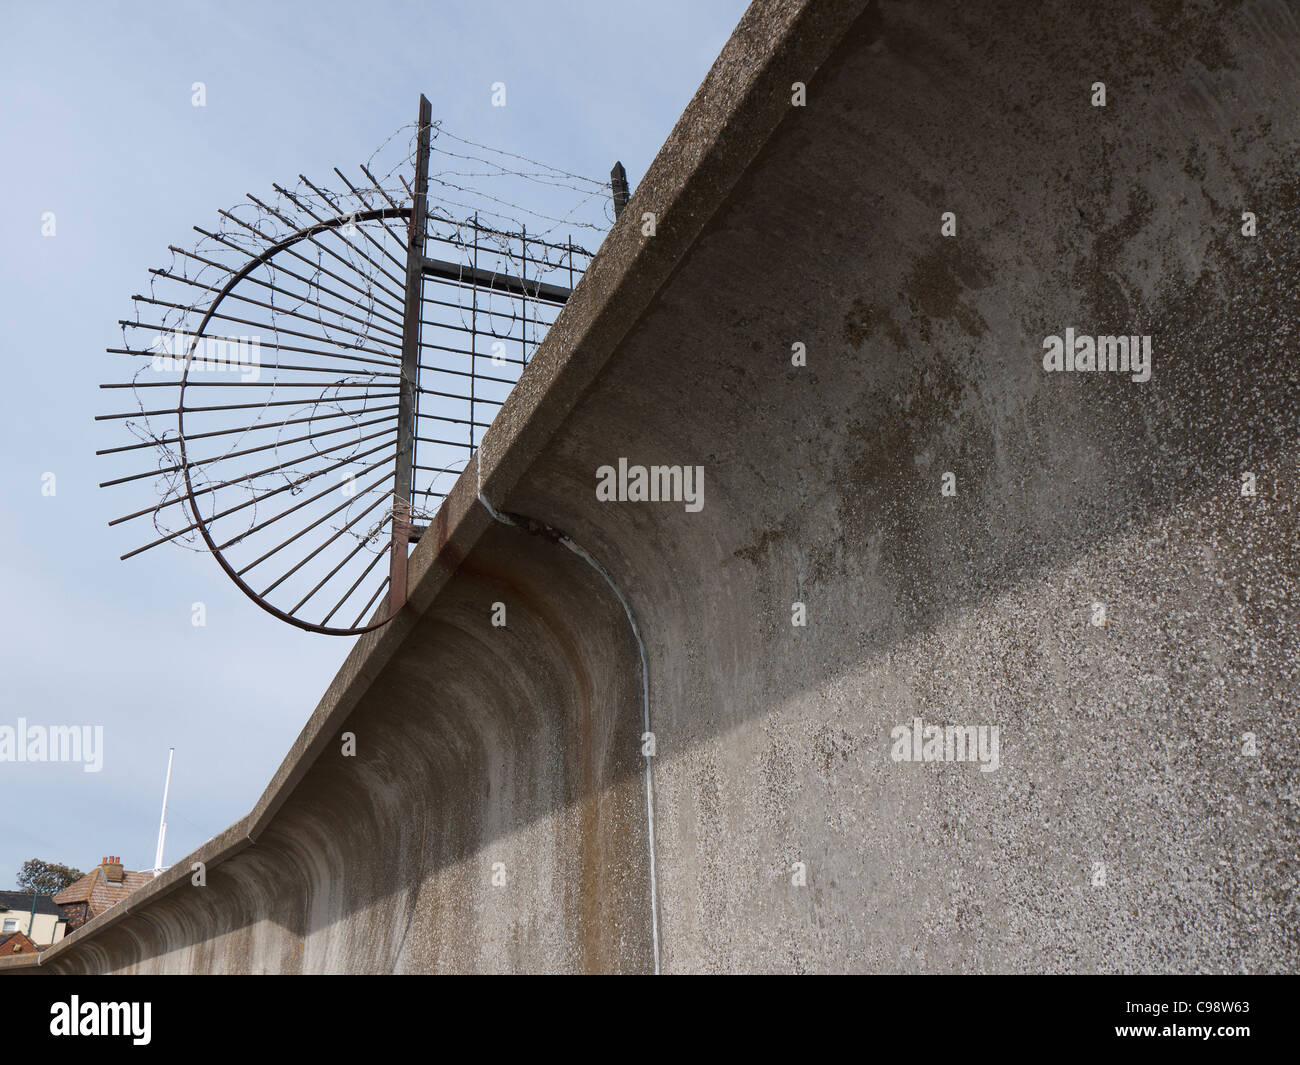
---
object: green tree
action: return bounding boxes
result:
[16,859,84,895]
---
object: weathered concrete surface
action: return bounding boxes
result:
[41,0,1300,972]
[43,528,651,973]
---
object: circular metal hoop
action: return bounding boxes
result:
[99,98,594,635]
[171,205,414,635]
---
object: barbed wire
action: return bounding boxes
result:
[100,114,611,629]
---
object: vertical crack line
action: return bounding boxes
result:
[476,453,662,974]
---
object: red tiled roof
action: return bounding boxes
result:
[54,867,154,916]
[53,870,98,905]
[0,931,38,955]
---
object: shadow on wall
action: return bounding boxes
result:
[51,0,1300,972]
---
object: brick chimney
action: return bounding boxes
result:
[101,856,124,883]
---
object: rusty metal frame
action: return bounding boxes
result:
[102,92,594,636]
[177,205,412,635]
[387,95,432,618]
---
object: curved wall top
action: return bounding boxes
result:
[27,0,1300,973]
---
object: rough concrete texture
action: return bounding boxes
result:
[40,0,1300,973]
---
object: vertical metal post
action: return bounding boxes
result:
[152,746,175,874]
[514,222,520,364]
[389,94,431,616]
[470,213,478,453]
[611,161,630,218]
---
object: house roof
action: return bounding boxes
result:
[52,871,97,905]
[0,931,39,954]
[54,868,154,916]
[0,891,62,917]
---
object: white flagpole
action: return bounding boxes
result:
[152,747,175,875]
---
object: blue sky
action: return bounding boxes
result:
[0,0,747,888]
